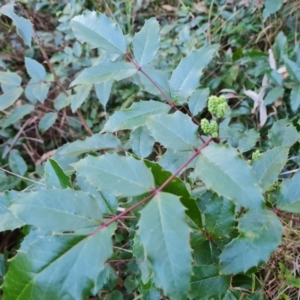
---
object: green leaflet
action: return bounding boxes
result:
[70,84,93,112]
[72,153,155,197]
[132,17,160,66]
[102,100,170,132]
[252,147,288,192]
[9,149,27,176]
[238,129,260,153]
[188,88,210,116]
[59,133,121,157]
[9,189,102,231]
[195,143,264,209]
[48,159,72,189]
[1,104,34,129]
[189,265,230,299]
[169,45,218,104]
[220,209,282,274]
[138,192,192,300]
[70,11,126,53]
[25,57,46,80]
[147,111,200,151]
[2,225,115,300]
[0,87,23,110]
[277,170,300,213]
[263,0,284,21]
[95,80,113,109]
[130,126,155,158]
[39,112,57,132]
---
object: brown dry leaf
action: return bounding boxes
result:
[162,5,177,12]
[193,2,208,13]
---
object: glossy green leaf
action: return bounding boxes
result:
[144,160,202,228]
[195,143,264,209]
[2,104,34,129]
[277,171,300,213]
[71,84,92,112]
[9,149,27,176]
[0,3,33,47]
[169,45,218,104]
[188,88,210,116]
[274,31,287,59]
[133,234,152,284]
[71,11,126,53]
[189,265,230,299]
[138,192,192,300]
[284,57,300,82]
[268,119,298,147]
[0,87,23,110]
[48,159,72,189]
[72,153,155,197]
[133,17,160,66]
[290,85,300,112]
[204,194,235,239]
[95,80,113,109]
[252,147,288,192]
[0,71,22,86]
[0,191,25,231]
[25,57,46,80]
[70,62,137,87]
[147,111,200,151]
[130,126,155,158]
[103,100,170,132]
[2,226,115,300]
[220,210,282,274]
[264,87,284,106]
[238,129,260,153]
[60,133,121,156]
[33,81,50,103]
[263,0,284,21]
[9,189,102,231]
[39,112,57,132]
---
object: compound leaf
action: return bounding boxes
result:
[252,147,288,192]
[138,192,192,300]
[9,189,102,231]
[133,17,160,66]
[147,111,200,151]
[169,45,218,104]
[103,100,170,132]
[72,153,155,197]
[195,143,264,210]
[71,11,126,53]
[60,133,121,156]
[2,225,115,300]
[220,209,282,274]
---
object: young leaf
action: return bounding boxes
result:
[95,80,113,109]
[220,210,282,274]
[39,112,57,133]
[60,133,121,156]
[25,57,46,80]
[188,88,210,116]
[0,3,33,47]
[237,129,260,153]
[204,194,236,239]
[2,226,115,300]
[48,159,72,189]
[130,126,155,158]
[138,192,192,300]
[0,87,23,110]
[132,17,160,66]
[9,150,28,176]
[252,147,288,192]
[103,100,170,132]
[189,265,230,299]
[268,119,298,147]
[9,189,102,231]
[70,62,137,87]
[144,160,202,228]
[147,111,200,151]
[71,84,93,112]
[71,11,126,53]
[72,153,155,197]
[276,171,300,213]
[169,45,218,104]
[195,143,264,210]
[2,104,34,129]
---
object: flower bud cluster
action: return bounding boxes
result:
[201,118,219,138]
[208,95,228,119]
